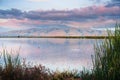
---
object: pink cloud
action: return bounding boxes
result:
[47,30,66,36]
[0,5,119,35]
[66,19,117,29]
[79,5,120,15]
[0,19,27,29]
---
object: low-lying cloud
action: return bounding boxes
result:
[0,5,120,22]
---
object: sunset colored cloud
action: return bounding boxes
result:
[0,6,120,22]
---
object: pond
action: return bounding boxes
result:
[0,38,98,71]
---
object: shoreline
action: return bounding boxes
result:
[0,36,115,39]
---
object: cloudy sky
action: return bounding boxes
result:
[0,0,120,34]
[0,0,110,10]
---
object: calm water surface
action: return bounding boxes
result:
[0,38,97,71]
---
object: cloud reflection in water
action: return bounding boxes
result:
[0,38,95,71]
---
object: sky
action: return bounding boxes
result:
[0,0,109,10]
[0,0,120,35]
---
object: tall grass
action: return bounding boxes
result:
[92,24,120,80]
[0,49,49,80]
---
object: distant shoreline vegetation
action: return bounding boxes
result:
[0,36,115,39]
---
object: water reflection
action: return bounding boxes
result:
[0,38,95,71]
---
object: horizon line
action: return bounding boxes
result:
[0,36,115,39]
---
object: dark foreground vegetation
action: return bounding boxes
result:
[0,24,120,80]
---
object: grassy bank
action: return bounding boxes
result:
[0,24,120,80]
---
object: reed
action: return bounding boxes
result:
[92,24,120,80]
